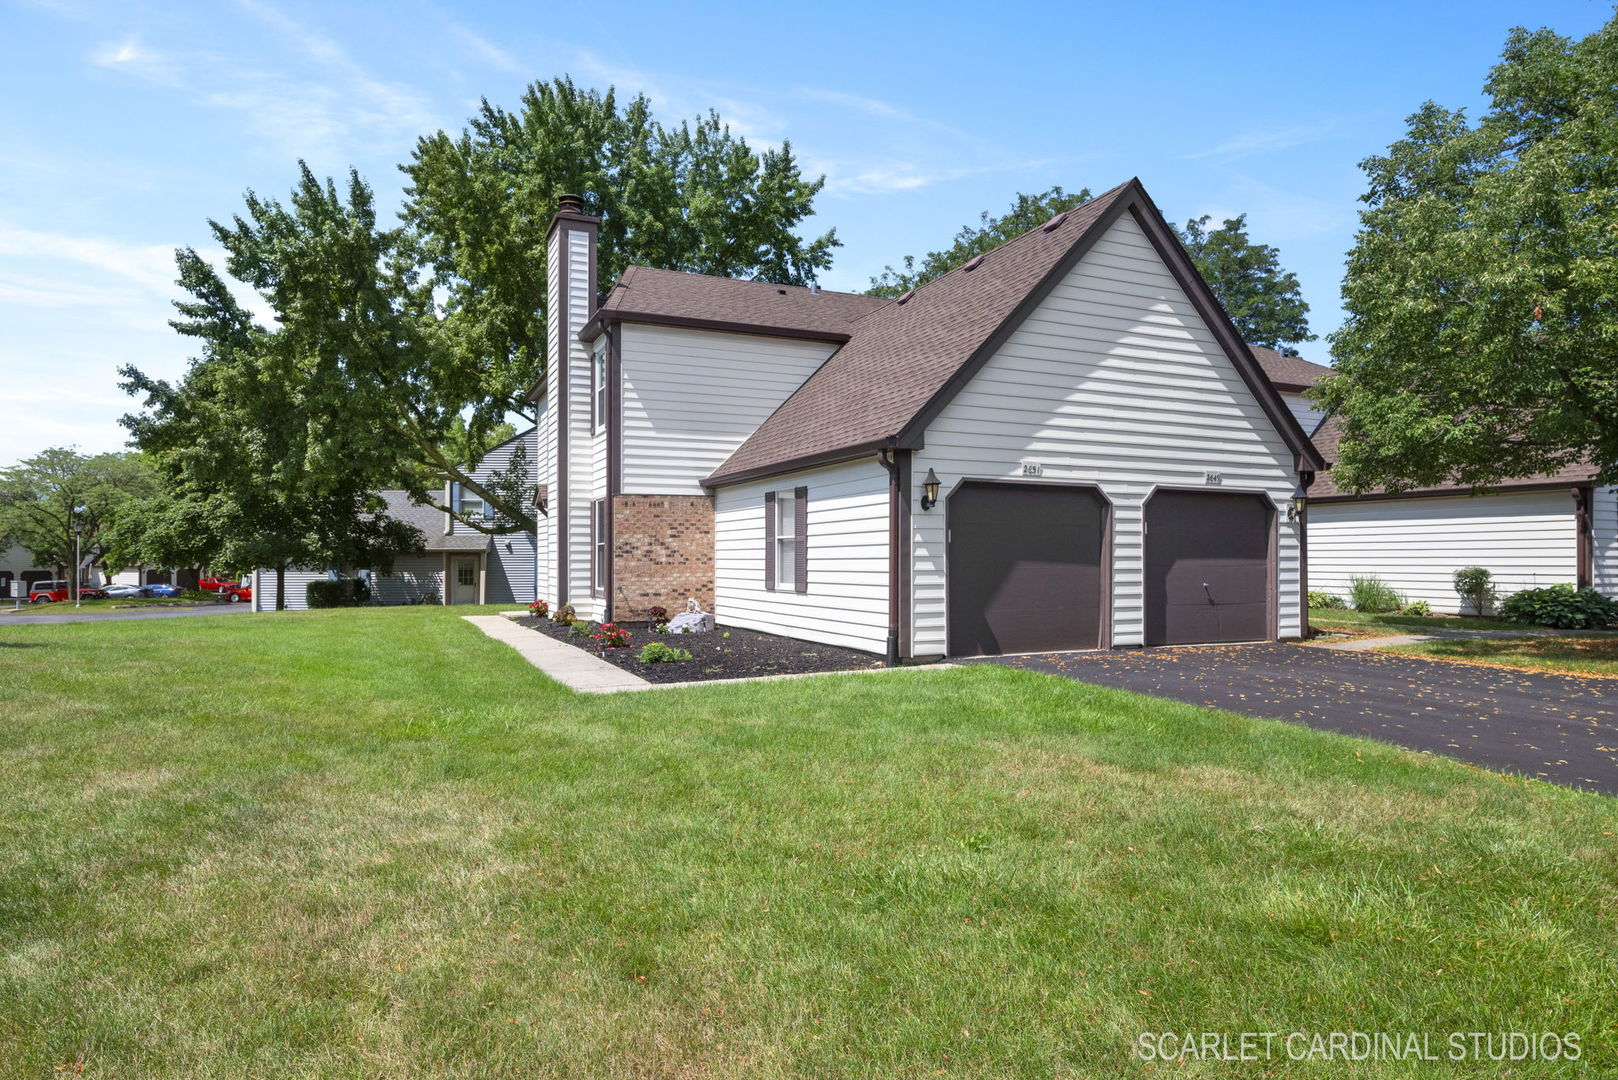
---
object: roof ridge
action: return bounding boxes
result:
[843,179,1135,330]
[618,263,874,301]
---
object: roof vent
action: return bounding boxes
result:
[895,289,914,305]
[962,254,985,272]
[777,288,788,295]
[557,193,584,214]
[809,282,821,295]
[1042,210,1069,232]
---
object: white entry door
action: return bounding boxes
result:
[449,556,479,605]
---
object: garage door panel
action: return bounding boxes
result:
[948,483,1106,656]
[1145,490,1272,646]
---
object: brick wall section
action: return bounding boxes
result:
[611,494,715,618]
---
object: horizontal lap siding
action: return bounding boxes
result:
[913,214,1301,655]
[252,567,328,611]
[1281,391,1326,436]
[564,228,601,621]
[621,325,836,495]
[1309,492,1578,613]
[458,428,536,606]
[536,397,554,606]
[372,554,443,605]
[714,458,889,653]
[1596,487,1618,598]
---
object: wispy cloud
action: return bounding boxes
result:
[88,36,184,88]
[1186,122,1338,162]
[0,220,176,294]
[815,157,1052,198]
[445,21,525,75]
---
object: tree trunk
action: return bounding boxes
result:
[276,565,286,611]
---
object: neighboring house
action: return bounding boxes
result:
[532,181,1324,660]
[1306,412,1615,613]
[0,544,44,599]
[251,428,538,611]
[1249,347,1331,436]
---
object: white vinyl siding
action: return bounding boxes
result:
[1309,491,1580,614]
[912,212,1303,655]
[1594,487,1618,599]
[714,458,889,653]
[1280,390,1326,436]
[250,567,329,611]
[620,325,838,495]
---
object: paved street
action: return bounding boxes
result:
[0,604,251,627]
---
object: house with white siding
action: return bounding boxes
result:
[532,181,1324,660]
[1304,412,1616,614]
[251,428,538,611]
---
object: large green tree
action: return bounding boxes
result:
[1176,214,1312,351]
[866,187,1089,297]
[0,448,157,596]
[1320,15,1618,492]
[121,247,425,609]
[122,77,837,538]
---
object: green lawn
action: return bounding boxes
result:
[1307,607,1546,635]
[1384,634,1618,677]
[1,608,1613,1077]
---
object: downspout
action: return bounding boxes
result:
[1575,486,1593,589]
[604,323,620,621]
[1298,470,1315,638]
[877,447,912,667]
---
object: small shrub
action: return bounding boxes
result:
[528,598,550,618]
[306,578,370,608]
[1499,584,1618,629]
[593,622,632,649]
[638,641,692,663]
[552,603,576,626]
[1400,600,1432,616]
[651,623,668,635]
[1307,591,1346,610]
[1452,567,1497,616]
[646,605,669,626]
[1348,574,1403,613]
[568,621,592,639]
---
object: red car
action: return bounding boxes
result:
[199,577,253,603]
[27,580,108,603]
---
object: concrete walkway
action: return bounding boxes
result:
[463,615,650,692]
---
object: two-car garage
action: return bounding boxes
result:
[946,481,1274,656]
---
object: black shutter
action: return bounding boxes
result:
[764,491,776,591]
[794,485,808,594]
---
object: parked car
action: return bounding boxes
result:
[221,583,251,603]
[199,576,251,603]
[141,583,183,598]
[102,583,145,598]
[27,580,108,603]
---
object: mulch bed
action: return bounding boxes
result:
[511,616,885,683]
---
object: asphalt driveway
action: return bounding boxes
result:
[980,643,1618,794]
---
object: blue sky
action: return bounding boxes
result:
[2,0,1610,465]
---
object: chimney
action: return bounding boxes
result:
[544,192,601,607]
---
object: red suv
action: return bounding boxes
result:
[27,580,108,603]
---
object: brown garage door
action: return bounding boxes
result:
[1143,490,1272,646]
[948,482,1107,656]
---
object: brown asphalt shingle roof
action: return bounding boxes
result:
[1308,416,1598,499]
[705,182,1136,484]
[590,265,888,341]
[1249,346,1334,391]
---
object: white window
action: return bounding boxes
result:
[775,490,797,589]
[593,499,607,594]
[593,343,607,432]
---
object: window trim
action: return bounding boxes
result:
[591,498,607,596]
[592,342,607,433]
[763,486,809,593]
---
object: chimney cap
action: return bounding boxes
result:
[557,192,585,214]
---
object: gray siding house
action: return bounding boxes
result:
[532,181,1324,660]
[251,428,537,610]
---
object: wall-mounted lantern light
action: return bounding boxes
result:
[1287,485,1307,523]
[920,468,941,511]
